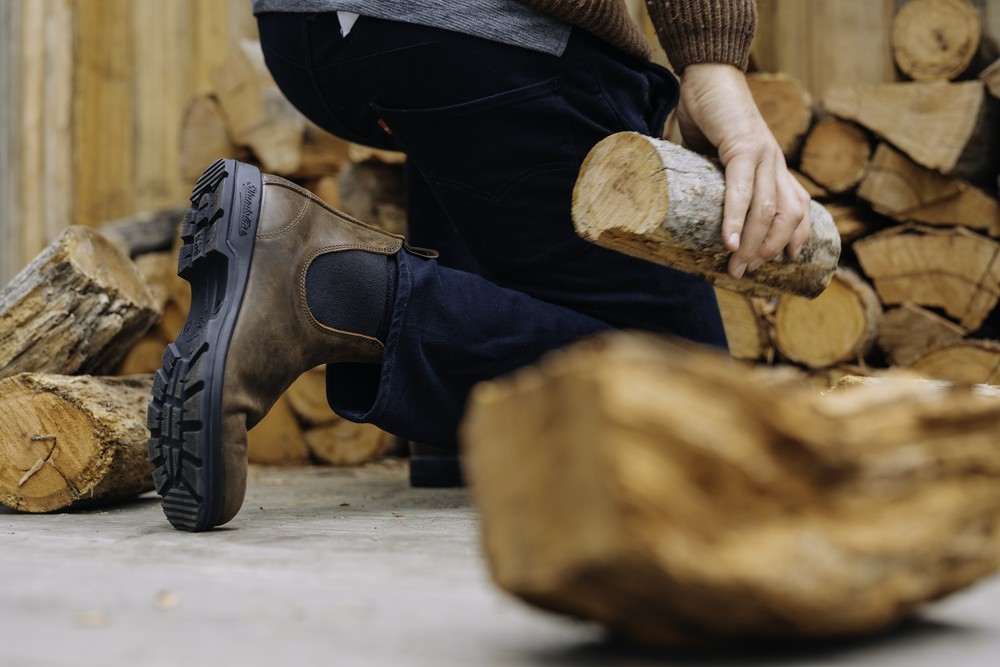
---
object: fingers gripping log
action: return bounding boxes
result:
[572,132,841,299]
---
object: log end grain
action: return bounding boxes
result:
[892,0,982,81]
[572,132,841,299]
[0,374,153,512]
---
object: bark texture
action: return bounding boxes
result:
[462,331,1000,645]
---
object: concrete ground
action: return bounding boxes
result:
[3,460,1000,667]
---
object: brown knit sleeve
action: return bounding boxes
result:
[645,0,757,72]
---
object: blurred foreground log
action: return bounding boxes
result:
[572,132,840,298]
[0,373,153,512]
[0,226,159,380]
[463,332,1000,645]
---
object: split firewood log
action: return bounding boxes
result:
[713,287,772,362]
[854,225,1000,330]
[891,0,983,81]
[799,118,872,194]
[304,419,391,467]
[773,268,882,368]
[247,395,311,465]
[113,251,177,375]
[0,226,159,380]
[338,161,407,236]
[212,39,306,175]
[982,58,1000,98]
[347,143,406,165]
[0,373,153,513]
[857,143,1000,236]
[572,132,841,299]
[286,366,391,465]
[824,80,996,183]
[908,340,1000,384]
[179,94,249,184]
[746,72,813,160]
[824,202,884,244]
[286,366,336,427]
[878,303,968,366]
[295,122,352,180]
[306,175,342,210]
[790,170,829,199]
[462,331,1000,644]
[97,206,185,259]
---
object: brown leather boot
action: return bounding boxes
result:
[148,159,406,531]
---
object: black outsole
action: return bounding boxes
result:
[147,159,262,531]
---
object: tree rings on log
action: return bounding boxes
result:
[892,0,982,81]
[746,72,813,160]
[799,118,871,193]
[854,225,1000,330]
[774,268,882,368]
[572,132,840,299]
[0,374,154,512]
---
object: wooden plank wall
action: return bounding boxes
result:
[0,0,256,284]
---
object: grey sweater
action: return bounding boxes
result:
[250,0,756,69]
[251,1,573,56]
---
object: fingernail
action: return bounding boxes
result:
[748,258,764,272]
[732,262,748,279]
[728,233,740,249]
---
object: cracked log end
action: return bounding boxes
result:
[0,373,154,513]
[462,331,1000,645]
[572,132,840,299]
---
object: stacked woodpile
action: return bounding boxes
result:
[715,0,1000,385]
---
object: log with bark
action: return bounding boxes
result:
[854,224,1000,330]
[0,373,154,512]
[572,132,841,299]
[0,226,160,380]
[773,268,882,368]
[823,80,997,183]
[857,143,1000,236]
[799,117,872,193]
[462,331,1000,644]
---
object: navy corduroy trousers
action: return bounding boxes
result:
[256,12,727,448]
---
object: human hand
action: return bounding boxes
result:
[676,63,811,279]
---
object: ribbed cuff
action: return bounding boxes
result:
[646,0,756,72]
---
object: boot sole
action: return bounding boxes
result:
[147,159,262,532]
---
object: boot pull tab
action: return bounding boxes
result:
[403,241,439,259]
